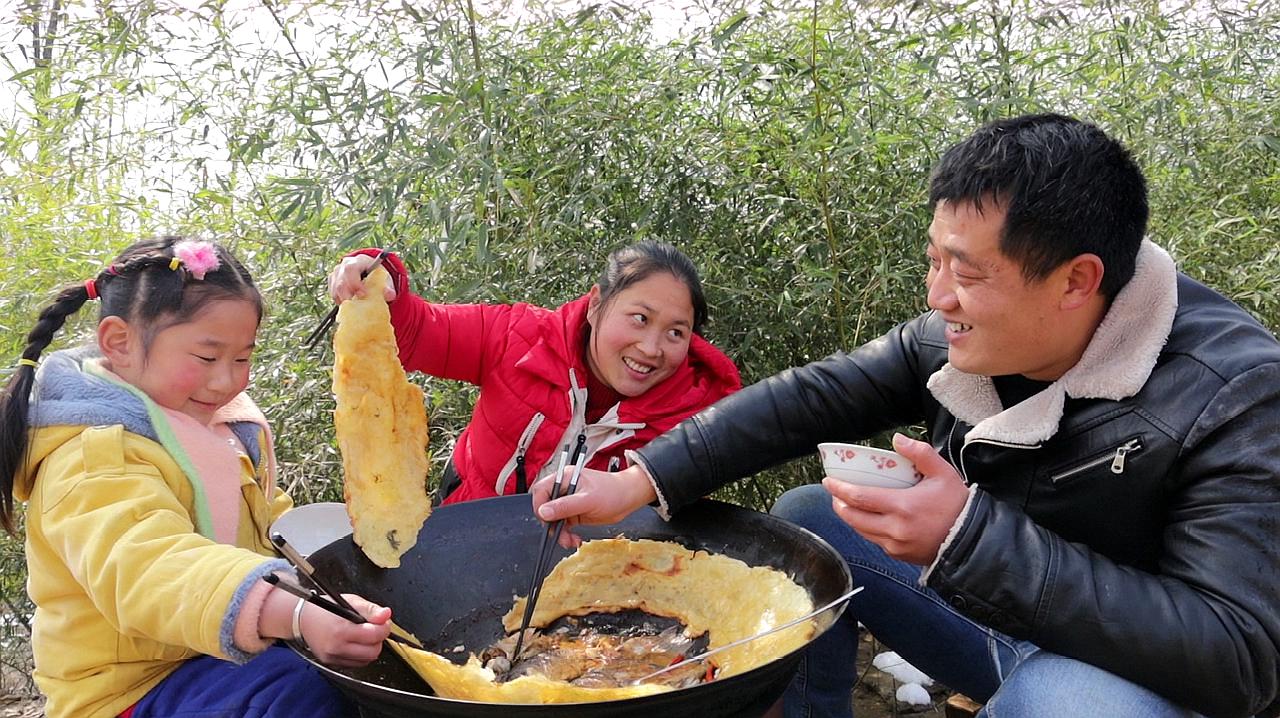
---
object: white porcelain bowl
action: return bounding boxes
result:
[817,443,923,489]
[269,502,353,556]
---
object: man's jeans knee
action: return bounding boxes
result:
[981,650,1202,718]
[772,484,1007,718]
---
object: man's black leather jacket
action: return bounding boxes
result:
[636,269,1280,718]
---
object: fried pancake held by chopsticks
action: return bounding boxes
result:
[332,266,430,568]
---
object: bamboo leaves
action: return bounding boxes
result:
[1,0,1278,524]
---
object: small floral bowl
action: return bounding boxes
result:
[817,443,923,489]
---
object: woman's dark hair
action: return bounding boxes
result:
[0,236,262,534]
[928,113,1149,299]
[595,240,709,334]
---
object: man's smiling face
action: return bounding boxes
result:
[925,200,1088,381]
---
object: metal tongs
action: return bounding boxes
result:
[270,532,423,648]
[631,586,864,685]
[510,433,589,660]
[304,248,392,351]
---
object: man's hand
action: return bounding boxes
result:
[823,433,970,565]
[327,254,397,304]
[532,464,658,548]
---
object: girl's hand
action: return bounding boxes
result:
[298,594,393,668]
[327,254,397,304]
[532,465,658,549]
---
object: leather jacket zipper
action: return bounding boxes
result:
[1050,438,1143,483]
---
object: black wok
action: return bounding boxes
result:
[294,495,852,718]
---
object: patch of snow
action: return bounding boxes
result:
[872,650,935,687]
[896,682,933,706]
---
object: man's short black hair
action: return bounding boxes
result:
[928,113,1149,298]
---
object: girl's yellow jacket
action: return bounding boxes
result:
[15,421,293,718]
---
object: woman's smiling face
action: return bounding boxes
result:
[585,271,694,397]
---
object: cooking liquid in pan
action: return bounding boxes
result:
[482,611,713,689]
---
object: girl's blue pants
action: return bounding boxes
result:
[131,644,357,717]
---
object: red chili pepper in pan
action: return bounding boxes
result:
[704,661,716,682]
[667,653,685,667]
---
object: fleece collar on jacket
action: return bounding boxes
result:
[29,347,265,466]
[925,240,1178,447]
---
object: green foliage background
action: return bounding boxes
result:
[1,0,1277,693]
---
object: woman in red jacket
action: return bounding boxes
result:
[327,241,741,505]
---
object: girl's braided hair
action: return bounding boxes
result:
[0,236,262,534]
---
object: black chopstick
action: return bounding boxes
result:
[270,532,361,617]
[263,573,366,624]
[304,249,391,352]
[530,443,588,608]
[510,434,588,660]
[270,531,426,648]
[509,445,568,661]
[264,573,423,648]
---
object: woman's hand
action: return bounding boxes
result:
[327,254,397,304]
[531,465,658,548]
[297,594,393,668]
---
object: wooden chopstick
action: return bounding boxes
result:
[304,249,391,352]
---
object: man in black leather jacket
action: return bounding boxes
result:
[534,114,1280,718]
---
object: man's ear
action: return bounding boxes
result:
[97,316,135,367]
[1061,253,1105,310]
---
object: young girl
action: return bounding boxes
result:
[0,237,391,718]
[327,241,742,505]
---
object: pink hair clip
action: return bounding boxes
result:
[172,240,221,280]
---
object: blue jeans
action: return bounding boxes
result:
[131,644,356,717]
[771,485,1201,718]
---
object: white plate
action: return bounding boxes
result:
[269,502,352,556]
